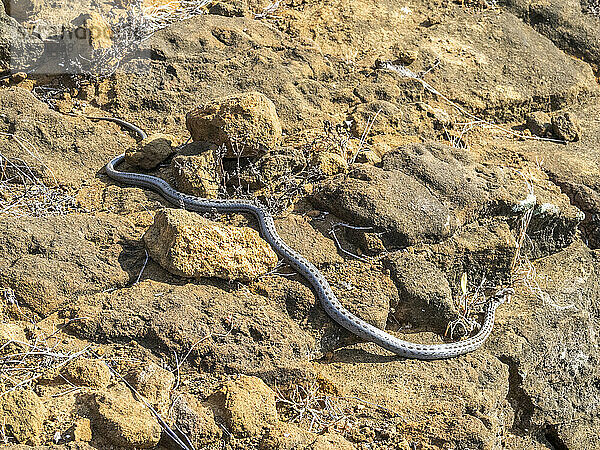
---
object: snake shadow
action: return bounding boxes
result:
[94,162,177,284]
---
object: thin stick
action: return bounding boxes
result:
[133,249,149,285]
[329,222,373,263]
[351,108,382,163]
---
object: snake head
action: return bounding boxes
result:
[490,287,514,308]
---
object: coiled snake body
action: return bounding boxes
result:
[102,117,509,360]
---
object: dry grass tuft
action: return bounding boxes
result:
[275,382,346,433]
[508,173,576,310]
[217,138,322,218]
[445,274,491,339]
[445,170,561,338]
[141,0,214,30]
[275,381,398,435]
[0,134,81,217]
[308,120,354,161]
[0,318,91,397]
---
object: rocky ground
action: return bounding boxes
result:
[0,0,599,449]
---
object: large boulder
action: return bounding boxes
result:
[0,88,137,187]
[186,91,282,157]
[313,142,583,257]
[67,280,317,379]
[2,0,40,21]
[127,362,175,409]
[171,148,221,199]
[0,213,138,317]
[96,5,598,149]
[384,252,457,333]
[61,358,111,389]
[503,0,600,73]
[143,208,279,281]
[487,241,600,449]
[312,163,452,248]
[397,10,598,120]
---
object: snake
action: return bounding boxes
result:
[98,116,511,360]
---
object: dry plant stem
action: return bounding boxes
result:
[0,318,89,398]
[275,382,398,434]
[335,395,398,416]
[133,249,150,285]
[445,276,489,339]
[443,120,487,149]
[377,61,567,144]
[329,222,374,263]
[1,288,20,311]
[264,166,319,216]
[0,132,58,185]
[0,417,9,444]
[508,171,575,310]
[1,345,92,396]
[275,382,348,433]
[351,108,382,163]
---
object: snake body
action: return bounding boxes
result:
[101,116,509,360]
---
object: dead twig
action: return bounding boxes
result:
[329,222,373,263]
[509,170,576,311]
